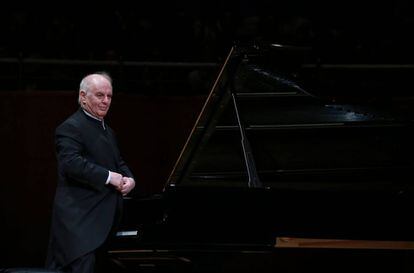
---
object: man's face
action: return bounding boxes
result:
[80,77,113,119]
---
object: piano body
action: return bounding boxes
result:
[109,44,414,272]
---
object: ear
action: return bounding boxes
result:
[79,90,87,104]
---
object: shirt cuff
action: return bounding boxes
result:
[105,171,111,184]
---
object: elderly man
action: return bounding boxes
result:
[46,72,135,273]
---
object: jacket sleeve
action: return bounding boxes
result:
[108,127,134,179]
[56,122,109,190]
[118,156,134,179]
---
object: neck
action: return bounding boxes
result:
[82,108,103,121]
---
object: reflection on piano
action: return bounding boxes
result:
[108,44,414,272]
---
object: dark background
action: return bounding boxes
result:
[2,2,414,64]
[1,2,414,269]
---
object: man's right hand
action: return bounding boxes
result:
[109,171,123,191]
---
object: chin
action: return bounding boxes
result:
[97,112,107,118]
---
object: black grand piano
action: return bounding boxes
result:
[108,44,414,272]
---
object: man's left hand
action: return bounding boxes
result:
[121,177,135,196]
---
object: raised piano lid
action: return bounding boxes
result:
[165,43,414,192]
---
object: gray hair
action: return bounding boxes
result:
[78,72,112,105]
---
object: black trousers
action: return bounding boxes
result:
[48,251,95,273]
[47,198,123,273]
[47,246,116,273]
[66,252,95,273]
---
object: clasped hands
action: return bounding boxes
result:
[109,171,135,196]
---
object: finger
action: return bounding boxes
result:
[122,187,131,195]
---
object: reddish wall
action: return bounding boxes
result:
[0,91,204,268]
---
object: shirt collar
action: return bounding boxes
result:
[82,109,106,130]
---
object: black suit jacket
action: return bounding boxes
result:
[47,108,133,267]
